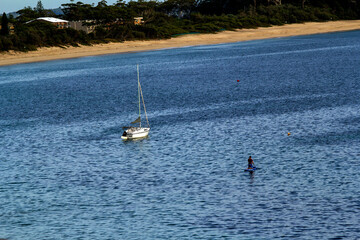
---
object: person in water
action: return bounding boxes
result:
[248,156,255,169]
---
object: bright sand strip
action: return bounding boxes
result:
[1,20,360,66]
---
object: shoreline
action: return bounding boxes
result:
[1,20,360,67]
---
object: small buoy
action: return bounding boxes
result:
[237,80,240,82]
[287,132,291,136]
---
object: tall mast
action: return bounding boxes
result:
[137,64,141,128]
[139,81,150,128]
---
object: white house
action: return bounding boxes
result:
[26,17,69,29]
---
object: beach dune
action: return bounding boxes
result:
[1,20,360,66]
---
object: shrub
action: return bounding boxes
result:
[0,36,13,51]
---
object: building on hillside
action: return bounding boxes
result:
[0,23,15,34]
[134,17,144,25]
[69,20,96,34]
[26,17,69,29]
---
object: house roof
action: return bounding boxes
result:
[26,17,69,24]
[37,17,69,23]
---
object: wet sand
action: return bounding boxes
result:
[1,20,360,66]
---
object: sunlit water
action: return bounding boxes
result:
[1,30,360,239]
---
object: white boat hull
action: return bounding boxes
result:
[121,127,150,140]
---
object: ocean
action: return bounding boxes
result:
[0,30,359,239]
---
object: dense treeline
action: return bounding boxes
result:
[1,0,360,52]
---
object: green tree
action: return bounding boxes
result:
[35,0,45,15]
[127,0,159,23]
[1,13,9,35]
[61,2,95,20]
[160,0,197,18]
[116,0,126,7]
[97,0,108,8]
[17,7,40,22]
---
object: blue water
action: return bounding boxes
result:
[1,30,360,239]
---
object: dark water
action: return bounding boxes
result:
[1,31,360,239]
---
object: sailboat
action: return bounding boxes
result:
[121,65,150,140]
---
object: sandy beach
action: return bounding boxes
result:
[1,20,360,66]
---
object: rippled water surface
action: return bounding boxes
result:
[1,31,360,239]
